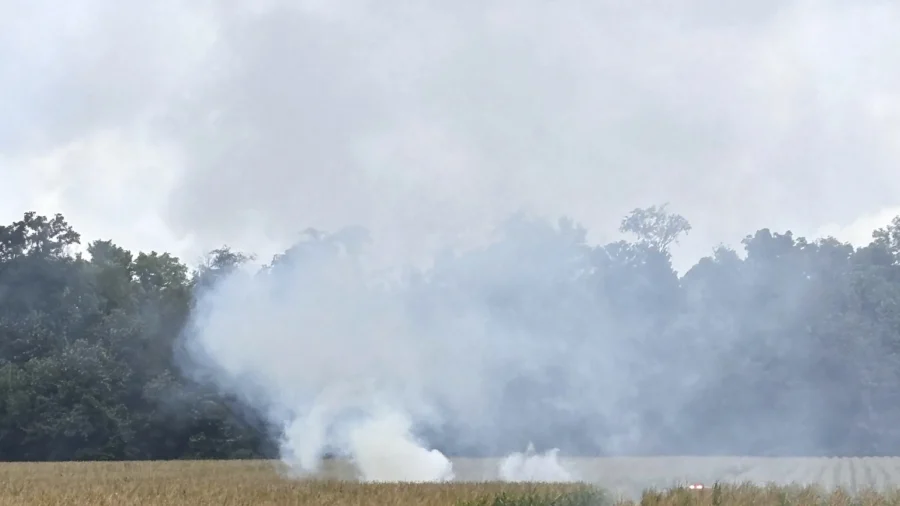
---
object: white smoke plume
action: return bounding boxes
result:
[346,411,454,482]
[181,219,607,482]
[499,444,576,482]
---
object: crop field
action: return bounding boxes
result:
[5,458,900,505]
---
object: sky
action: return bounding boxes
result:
[2,0,900,272]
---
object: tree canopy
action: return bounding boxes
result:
[1,207,900,460]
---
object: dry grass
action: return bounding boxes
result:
[0,460,589,506]
[2,460,900,506]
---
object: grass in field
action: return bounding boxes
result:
[2,460,900,505]
[0,461,590,506]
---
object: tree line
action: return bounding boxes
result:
[2,205,900,461]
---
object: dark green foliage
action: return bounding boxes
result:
[0,212,273,461]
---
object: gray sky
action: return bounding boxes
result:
[3,0,900,271]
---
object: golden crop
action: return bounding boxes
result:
[2,460,900,506]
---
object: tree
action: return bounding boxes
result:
[0,212,80,261]
[618,203,691,253]
[872,216,900,265]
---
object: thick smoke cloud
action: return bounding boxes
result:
[182,218,603,479]
[178,212,844,480]
[3,1,900,269]
[6,0,900,481]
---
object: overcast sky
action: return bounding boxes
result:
[3,0,900,271]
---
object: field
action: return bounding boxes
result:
[5,458,900,505]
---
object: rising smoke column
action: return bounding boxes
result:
[181,229,462,480]
[179,219,640,481]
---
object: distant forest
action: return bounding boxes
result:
[2,205,900,461]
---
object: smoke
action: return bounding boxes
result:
[13,0,872,484]
[6,1,900,274]
[277,379,454,481]
[180,217,627,481]
[499,444,576,482]
[346,411,454,482]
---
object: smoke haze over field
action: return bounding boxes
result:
[6,0,900,481]
[179,209,897,479]
[182,219,606,479]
